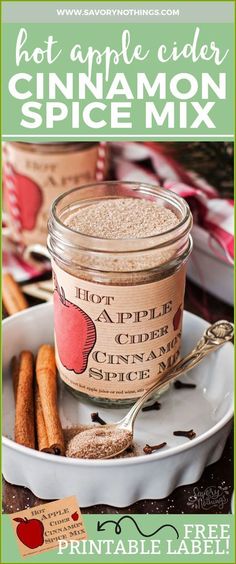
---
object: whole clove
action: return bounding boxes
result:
[126,445,134,454]
[143,441,167,454]
[91,412,106,425]
[173,429,196,440]
[142,401,161,412]
[174,380,196,390]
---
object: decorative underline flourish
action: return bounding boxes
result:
[97,515,179,539]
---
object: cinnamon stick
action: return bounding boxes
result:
[14,351,35,449]
[36,345,65,455]
[2,273,28,315]
[11,356,20,401]
[35,385,51,453]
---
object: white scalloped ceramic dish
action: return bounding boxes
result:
[231,492,234,514]
[2,303,234,507]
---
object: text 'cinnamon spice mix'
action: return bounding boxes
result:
[48,182,192,407]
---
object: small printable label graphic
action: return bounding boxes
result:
[9,496,87,558]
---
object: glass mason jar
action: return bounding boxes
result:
[48,181,192,407]
[3,141,108,249]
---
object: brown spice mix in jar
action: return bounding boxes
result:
[48,181,192,407]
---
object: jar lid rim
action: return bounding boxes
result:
[50,181,192,248]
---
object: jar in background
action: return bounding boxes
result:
[48,182,192,407]
[3,142,108,249]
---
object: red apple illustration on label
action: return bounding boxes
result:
[173,305,182,331]
[71,511,79,521]
[13,517,44,549]
[54,277,96,374]
[10,167,43,231]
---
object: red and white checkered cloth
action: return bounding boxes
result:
[112,142,234,265]
[3,142,234,282]
[2,229,51,281]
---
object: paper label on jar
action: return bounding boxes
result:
[4,143,104,247]
[52,261,186,400]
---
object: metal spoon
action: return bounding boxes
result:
[101,320,234,459]
[67,320,233,460]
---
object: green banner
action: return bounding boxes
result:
[2,20,234,140]
[1,514,235,563]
